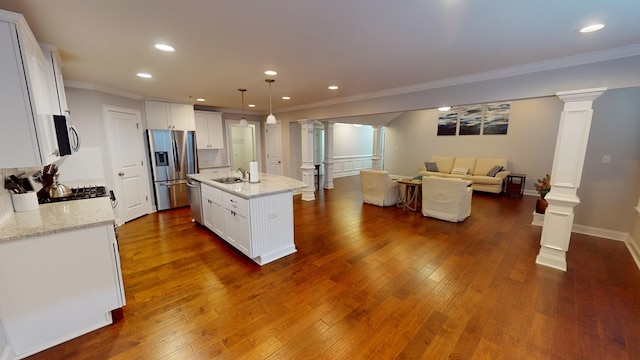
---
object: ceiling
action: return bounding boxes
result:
[1,0,639,115]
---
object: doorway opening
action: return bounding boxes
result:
[228,123,261,171]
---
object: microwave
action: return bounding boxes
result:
[53,114,80,156]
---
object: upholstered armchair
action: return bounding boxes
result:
[360,170,400,207]
[422,176,472,222]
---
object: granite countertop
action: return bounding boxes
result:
[188,172,307,199]
[0,197,115,244]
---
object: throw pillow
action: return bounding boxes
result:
[487,165,503,177]
[451,167,468,175]
[424,161,439,172]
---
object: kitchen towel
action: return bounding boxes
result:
[249,161,260,183]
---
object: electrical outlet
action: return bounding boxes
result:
[602,155,611,164]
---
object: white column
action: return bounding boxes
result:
[536,87,606,271]
[371,125,383,170]
[298,119,316,201]
[321,120,335,189]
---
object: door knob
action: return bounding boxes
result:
[118,172,125,177]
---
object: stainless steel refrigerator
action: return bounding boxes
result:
[147,129,198,211]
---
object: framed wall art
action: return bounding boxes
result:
[483,102,510,135]
[459,104,483,135]
[437,107,458,136]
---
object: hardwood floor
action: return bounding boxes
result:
[27,176,640,359]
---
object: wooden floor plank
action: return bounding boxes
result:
[24,175,640,360]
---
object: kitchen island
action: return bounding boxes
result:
[188,172,307,266]
[0,197,125,359]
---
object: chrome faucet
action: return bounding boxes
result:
[237,167,247,180]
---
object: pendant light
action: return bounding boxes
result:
[265,79,277,124]
[238,88,248,127]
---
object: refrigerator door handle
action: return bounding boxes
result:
[172,139,180,172]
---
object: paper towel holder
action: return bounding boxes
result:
[249,160,261,183]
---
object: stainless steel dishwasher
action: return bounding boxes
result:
[186,178,202,224]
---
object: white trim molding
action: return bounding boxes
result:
[332,155,373,178]
[626,234,640,271]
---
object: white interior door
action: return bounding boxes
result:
[104,106,149,224]
[266,122,282,175]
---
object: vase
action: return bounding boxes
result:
[535,198,548,214]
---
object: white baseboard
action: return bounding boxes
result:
[571,223,629,242]
[531,213,640,270]
[626,234,640,270]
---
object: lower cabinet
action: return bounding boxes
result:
[223,192,250,256]
[199,182,297,265]
[202,184,225,238]
[0,223,125,359]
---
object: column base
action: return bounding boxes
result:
[301,189,315,201]
[536,247,567,271]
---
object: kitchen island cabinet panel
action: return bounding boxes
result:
[190,173,305,265]
[223,192,250,255]
[202,183,225,238]
[247,191,295,265]
[0,224,124,359]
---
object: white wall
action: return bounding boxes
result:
[575,87,640,232]
[331,123,375,177]
[63,87,144,194]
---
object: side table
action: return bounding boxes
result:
[397,179,422,211]
[505,173,526,198]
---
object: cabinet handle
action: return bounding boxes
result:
[118,172,125,177]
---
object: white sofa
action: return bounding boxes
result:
[360,169,400,207]
[418,156,510,194]
[422,177,473,222]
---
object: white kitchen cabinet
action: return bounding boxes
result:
[40,43,69,116]
[0,223,125,359]
[145,100,195,131]
[202,190,215,231]
[201,183,225,238]
[0,11,61,168]
[223,192,250,255]
[194,110,224,149]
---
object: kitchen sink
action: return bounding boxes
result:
[212,177,243,184]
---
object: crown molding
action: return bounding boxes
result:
[65,80,144,100]
[279,44,640,113]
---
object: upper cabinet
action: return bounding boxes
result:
[145,100,195,131]
[194,111,223,149]
[0,10,62,167]
[40,44,68,116]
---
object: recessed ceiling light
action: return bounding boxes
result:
[154,43,175,52]
[265,70,278,76]
[579,24,605,33]
[328,85,339,90]
[248,104,256,108]
[438,106,451,111]
[196,98,205,102]
[282,96,291,100]
[136,72,152,79]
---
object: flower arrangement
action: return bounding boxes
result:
[535,174,551,199]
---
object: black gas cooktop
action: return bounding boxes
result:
[38,185,109,204]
